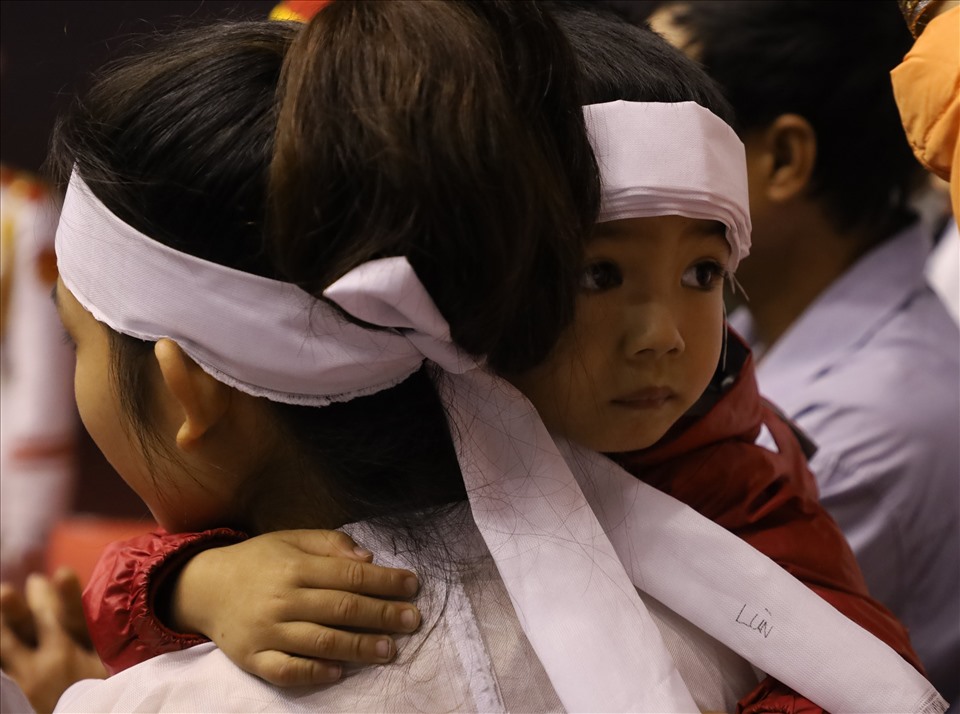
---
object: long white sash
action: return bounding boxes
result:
[426,347,945,712]
[559,441,946,713]
[439,367,699,711]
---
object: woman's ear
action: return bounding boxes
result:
[153,339,231,451]
[748,113,817,204]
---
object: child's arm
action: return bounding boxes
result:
[83,528,244,674]
[168,530,420,686]
[84,528,421,686]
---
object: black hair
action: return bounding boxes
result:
[49,3,599,541]
[49,21,299,509]
[545,0,735,126]
[652,0,920,234]
[543,1,745,400]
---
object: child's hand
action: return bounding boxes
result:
[0,569,107,714]
[170,529,422,687]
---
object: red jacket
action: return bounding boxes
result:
[612,333,922,711]
[84,528,245,675]
[83,333,921,713]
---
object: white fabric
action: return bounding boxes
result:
[54,178,434,406]
[54,99,946,712]
[434,366,697,711]
[56,517,758,713]
[584,100,751,270]
[561,441,946,714]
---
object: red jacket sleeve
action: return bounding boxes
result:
[737,678,828,714]
[83,527,247,674]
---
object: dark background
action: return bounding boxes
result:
[1,1,276,174]
[2,1,276,516]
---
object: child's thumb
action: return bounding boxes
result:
[285,529,374,561]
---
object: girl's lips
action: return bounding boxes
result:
[612,387,677,408]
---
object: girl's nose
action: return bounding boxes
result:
[623,303,685,358]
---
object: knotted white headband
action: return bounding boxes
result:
[55,101,943,713]
[55,176,474,406]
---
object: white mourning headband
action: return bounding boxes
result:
[585,100,751,270]
[55,177,477,406]
[55,101,750,407]
[53,100,940,713]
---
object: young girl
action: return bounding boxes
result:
[1,3,944,713]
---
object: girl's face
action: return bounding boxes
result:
[54,280,242,531]
[510,215,729,453]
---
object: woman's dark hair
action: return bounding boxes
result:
[49,4,600,538]
[270,0,600,376]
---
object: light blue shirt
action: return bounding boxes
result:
[731,222,960,703]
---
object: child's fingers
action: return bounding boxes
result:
[0,582,38,647]
[272,621,399,664]
[50,568,93,648]
[247,650,343,687]
[297,557,419,599]
[280,530,375,561]
[289,589,421,634]
[24,574,71,646]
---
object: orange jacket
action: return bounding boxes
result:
[891,5,960,220]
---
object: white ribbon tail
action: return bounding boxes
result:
[441,369,698,713]
[561,442,947,714]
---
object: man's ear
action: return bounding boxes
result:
[748,113,817,204]
[153,339,231,451]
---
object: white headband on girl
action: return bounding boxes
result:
[585,100,751,271]
[54,101,943,714]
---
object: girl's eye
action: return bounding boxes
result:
[681,260,728,291]
[579,260,623,292]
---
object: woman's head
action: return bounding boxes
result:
[270,0,599,375]
[51,21,297,531]
[51,5,599,533]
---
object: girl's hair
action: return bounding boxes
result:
[544,2,741,395]
[546,1,735,124]
[49,4,599,536]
